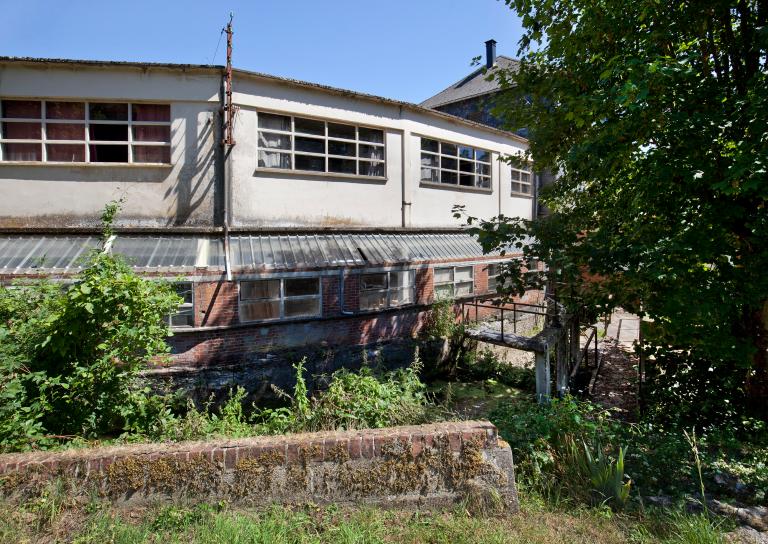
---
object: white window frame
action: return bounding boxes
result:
[239,277,322,323]
[434,265,474,299]
[359,270,415,311]
[420,137,492,191]
[487,263,502,293]
[166,282,195,329]
[256,111,386,178]
[0,98,172,164]
[511,165,534,197]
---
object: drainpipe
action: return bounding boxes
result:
[339,268,355,315]
[219,74,233,281]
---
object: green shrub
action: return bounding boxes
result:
[254,354,428,434]
[0,202,181,450]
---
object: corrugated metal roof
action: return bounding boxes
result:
[0,232,511,275]
[0,235,224,273]
[229,232,495,269]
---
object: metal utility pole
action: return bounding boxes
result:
[222,13,236,147]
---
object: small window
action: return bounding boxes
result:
[167,282,194,328]
[487,263,502,292]
[434,266,474,299]
[360,270,415,311]
[256,111,386,178]
[511,166,533,196]
[421,137,492,190]
[0,99,171,164]
[239,277,321,322]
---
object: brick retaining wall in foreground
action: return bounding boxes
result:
[0,421,519,511]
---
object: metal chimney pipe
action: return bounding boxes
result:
[485,39,497,69]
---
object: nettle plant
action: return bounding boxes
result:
[0,201,181,449]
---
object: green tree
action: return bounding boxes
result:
[461,0,768,420]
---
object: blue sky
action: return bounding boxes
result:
[0,0,525,104]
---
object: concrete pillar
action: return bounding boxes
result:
[556,328,569,397]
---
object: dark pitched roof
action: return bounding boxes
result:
[419,55,519,109]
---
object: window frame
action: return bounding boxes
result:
[359,269,415,312]
[419,136,493,192]
[166,282,195,329]
[433,265,475,300]
[510,165,534,197]
[238,277,322,323]
[0,98,172,164]
[255,111,387,179]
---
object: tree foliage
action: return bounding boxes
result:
[0,202,181,449]
[462,0,768,420]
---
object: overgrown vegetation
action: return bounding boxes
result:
[0,202,181,451]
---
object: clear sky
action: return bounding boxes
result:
[0,0,525,104]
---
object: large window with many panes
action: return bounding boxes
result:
[359,270,415,311]
[434,266,474,299]
[239,277,321,322]
[420,138,491,190]
[257,112,385,177]
[0,99,171,163]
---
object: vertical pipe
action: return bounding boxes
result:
[535,348,550,404]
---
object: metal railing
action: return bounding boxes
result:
[459,295,547,342]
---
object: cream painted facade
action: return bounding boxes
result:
[0,59,531,230]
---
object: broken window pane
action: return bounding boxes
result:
[459,173,475,187]
[359,144,383,160]
[361,273,387,290]
[89,124,128,141]
[441,170,458,184]
[421,167,438,183]
[89,144,128,162]
[390,287,413,306]
[89,103,128,121]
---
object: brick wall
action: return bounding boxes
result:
[0,421,519,511]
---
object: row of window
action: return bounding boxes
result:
[0,100,171,164]
[167,264,520,327]
[0,100,533,196]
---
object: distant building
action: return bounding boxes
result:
[420,40,552,218]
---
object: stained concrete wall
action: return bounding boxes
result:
[229,73,531,228]
[0,62,221,228]
[0,61,531,230]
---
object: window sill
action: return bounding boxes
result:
[254,167,387,183]
[420,181,492,195]
[510,192,533,199]
[0,161,173,168]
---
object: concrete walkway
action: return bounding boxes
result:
[592,309,641,419]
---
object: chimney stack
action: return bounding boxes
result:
[485,39,497,69]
